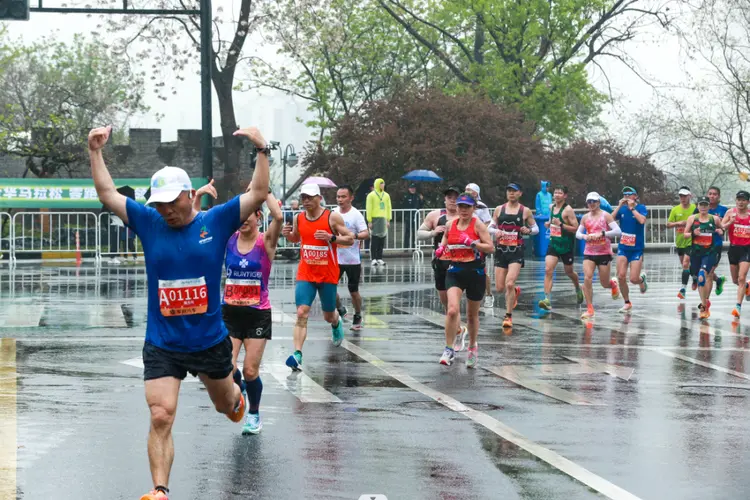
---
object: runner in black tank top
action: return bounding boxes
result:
[490,183,538,329]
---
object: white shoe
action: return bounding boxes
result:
[377,259,386,266]
[453,325,468,352]
[618,303,633,314]
[483,295,494,308]
[110,257,121,265]
[371,259,378,266]
[439,348,455,366]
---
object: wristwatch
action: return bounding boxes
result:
[254,144,272,156]
[353,233,358,240]
[331,234,337,243]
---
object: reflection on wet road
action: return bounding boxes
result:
[3,255,750,499]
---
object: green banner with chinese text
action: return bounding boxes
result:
[0,178,208,209]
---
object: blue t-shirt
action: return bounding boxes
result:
[694,205,728,245]
[125,196,242,352]
[615,204,648,250]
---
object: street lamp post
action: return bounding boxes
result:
[282,144,298,200]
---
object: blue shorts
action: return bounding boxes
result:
[617,247,643,262]
[690,254,717,277]
[295,281,338,312]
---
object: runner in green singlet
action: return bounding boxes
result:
[539,186,582,311]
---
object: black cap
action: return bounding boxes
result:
[409,182,416,188]
[738,190,750,200]
[444,186,461,195]
[697,196,710,205]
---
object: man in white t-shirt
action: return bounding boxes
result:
[334,185,370,330]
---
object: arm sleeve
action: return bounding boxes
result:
[605,221,621,238]
[576,223,586,240]
[529,223,539,235]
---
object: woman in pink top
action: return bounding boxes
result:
[576,192,621,319]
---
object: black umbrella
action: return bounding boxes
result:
[101,185,136,211]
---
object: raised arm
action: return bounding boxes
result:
[192,179,218,212]
[264,193,284,256]
[88,126,128,223]
[235,127,270,220]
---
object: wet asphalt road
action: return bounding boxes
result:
[2,254,750,499]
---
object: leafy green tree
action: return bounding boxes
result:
[0,30,147,177]
[373,0,671,140]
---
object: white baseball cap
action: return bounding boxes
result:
[300,183,321,197]
[678,187,691,196]
[146,166,192,205]
[586,191,601,202]
[465,183,481,198]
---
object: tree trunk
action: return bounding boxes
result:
[214,70,242,201]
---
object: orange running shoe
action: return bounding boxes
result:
[502,315,513,329]
[732,306,741,319]
[140,490,168,500]
[228,391,246,423]
[610,280,620,300]
[745,281,750,298]
[581,306,595,319]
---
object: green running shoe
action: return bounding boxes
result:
[716,275,726,295]
[576,287,584,305]
[538,298,552,310]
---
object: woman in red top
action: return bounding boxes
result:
[722,190,750,319]
[435,193,494,368]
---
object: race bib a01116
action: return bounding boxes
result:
[158,277,208,317]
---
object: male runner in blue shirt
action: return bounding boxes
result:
[614,186,648,312]
[88,124,271,500]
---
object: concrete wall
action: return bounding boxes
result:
[0,128,257,180]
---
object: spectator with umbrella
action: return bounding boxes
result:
[400,182,424,249]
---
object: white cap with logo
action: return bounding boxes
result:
[300,183,321,197]
[146,166,192,205]
[586,191,601,202]
[678,187,691,196]
[465,183,481,199]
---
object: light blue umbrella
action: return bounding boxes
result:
[402,170,442,182]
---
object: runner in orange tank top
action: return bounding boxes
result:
[281,183,354,371]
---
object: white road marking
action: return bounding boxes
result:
[272,306,296,325]
[0,339,16,500]
[120,357,342,402]
[650,348,750,380]
[89,305,127,328]
[1,304,44,327]
[342,340,642,500]
[485,365,603,406]
[562,356,635,381]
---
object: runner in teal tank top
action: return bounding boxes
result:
[539,185,582,311]
[684,196,725,320]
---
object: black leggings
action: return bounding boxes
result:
[371,236,385,260]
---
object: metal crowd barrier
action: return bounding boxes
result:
[98,212,144,264]
[0,204,732,265]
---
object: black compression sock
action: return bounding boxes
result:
[681,270,690,286]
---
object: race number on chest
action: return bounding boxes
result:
[224,278,261,306]
[158,277,208,317]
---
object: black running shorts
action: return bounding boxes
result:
[494,248,524,269]
[142,336,234,381]
[584,254,612,266]
[546,247,574,266]
[445,265,486,302]
[339,264,362,293]
[728,245,750,266]
[222,305,272,340]
[433,258,450,291]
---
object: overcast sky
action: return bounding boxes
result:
[3,2,711,187]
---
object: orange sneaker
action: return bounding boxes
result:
[732,307,741,319]
[140,490,168,500]
[610,280,620,300]
[581,306,595,319]
[228,391,246,423]
[502,315,513,329]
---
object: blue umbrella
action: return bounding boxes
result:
[402,169,442,182]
